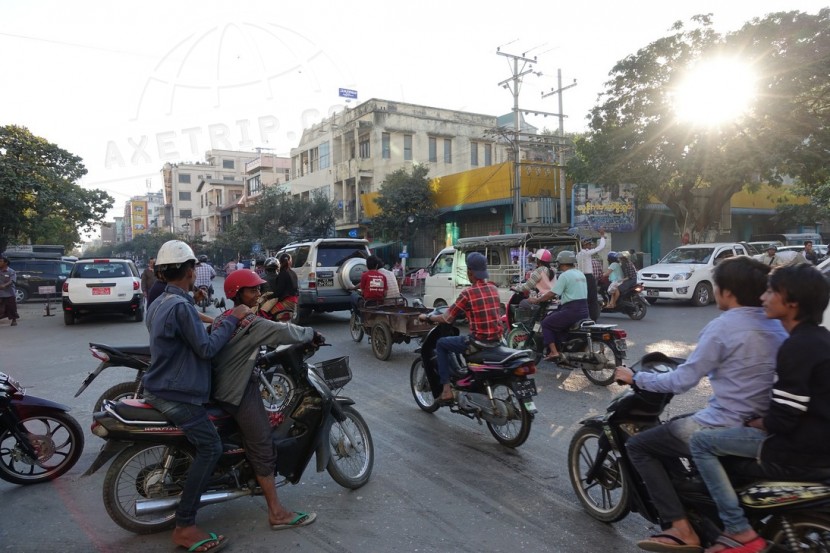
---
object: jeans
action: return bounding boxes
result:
[626,415,705,523]
[144,392,223,528]
[435,335,469,385]
[689,426,765,534]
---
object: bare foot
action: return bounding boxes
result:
[172,526,226,552]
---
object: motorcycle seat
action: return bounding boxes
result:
[467,346,533,366]
[568,319,618,332]
[90,342,151,357]
[110,399,169,424]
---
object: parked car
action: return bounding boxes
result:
[638,242,751,306]
[61,258,143,325]
[5,256,74,303]
[275,238,370,325]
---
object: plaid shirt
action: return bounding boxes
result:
[591,257,604,280]
[447,280,503,342]
[195,263,216,287]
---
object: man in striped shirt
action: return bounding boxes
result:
[421,252,502,403]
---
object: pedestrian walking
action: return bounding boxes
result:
[0,255,19,326]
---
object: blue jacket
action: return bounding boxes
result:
[143,284,238,404]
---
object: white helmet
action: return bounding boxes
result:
[156,240,196,268]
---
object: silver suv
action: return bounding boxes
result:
[276,238,370,324]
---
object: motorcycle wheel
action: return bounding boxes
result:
[627,297,648,321]
[410,359,439,413]
[93,381,142,412]
[349,311,364,342]
[567,426,630,522]
[581,342,621,386]
[506,327,543,365]
[486,383,532,448]
[326,405,374,489]
[103,444,194,534]
[260,369,296,413]
[765,513,830,550]
[0,411,84,485]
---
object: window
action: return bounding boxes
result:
[310,147,319,172]
[179,209,192,218]
[359,135,370,158]
[471,142,479,166]
[248,175,262,195]
[178,191,191,201]
[223,175,235,181]
[222,159,234,169]
[429,137,437,162]
[382,133,390,159]
[484,143,492,166]
[444,139,452,163]
[404,134,412,161]
[319,141,331,169]
[178,173,191,184]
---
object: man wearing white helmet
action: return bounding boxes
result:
[529,250,589,363]
[143,240,251,552]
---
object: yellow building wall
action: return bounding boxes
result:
[730,183,809,209]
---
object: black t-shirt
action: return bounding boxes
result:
[273,269,299,299]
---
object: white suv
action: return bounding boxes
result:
[638,243,750,307]
[276,238,370,325]
[61,258,143,325]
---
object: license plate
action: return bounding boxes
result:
[646,289,659,297]
[318,278,334,287]
[92,287,112,296]
[514,378,537,399]
[615,339,627,351]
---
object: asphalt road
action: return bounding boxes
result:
[0,286,720,553]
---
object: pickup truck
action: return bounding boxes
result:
[638,242,751,306]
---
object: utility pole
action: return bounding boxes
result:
[542,69,577,225]
[497,48,540,233]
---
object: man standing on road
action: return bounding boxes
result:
[613,256,788,552]
[143,240,250,553]
[762,245,785,267]
[0,255,19,326]
[576,230,606,321]
[141,258,157,306]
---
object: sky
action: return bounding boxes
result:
[1,0,827,228]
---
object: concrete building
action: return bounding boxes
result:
[161,149,291,242]
[288,99,513,236]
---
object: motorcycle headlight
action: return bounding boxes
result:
[671,272,692,281]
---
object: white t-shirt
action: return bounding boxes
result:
[379,268,401,298]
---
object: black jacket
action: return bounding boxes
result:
[761,323,830,467]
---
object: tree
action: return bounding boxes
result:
[568,10,830,242]
[0,125,113,252]
[371,164,437,244]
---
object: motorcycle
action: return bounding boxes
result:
[84,338,373,534]
[195,285,213,312]
[409,308,538,448]
[0,371,84,485]
[598,280,648,321]
[568,352,830,551]
[75,343,150,412]
[76,342,297,415]
[504,292,628,386]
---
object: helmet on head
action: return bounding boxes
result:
[224,270,266,300]
[532,249,552,263]
[198,255,208,263]
[607,251,619,263]
[156,240,197,268]
[556,250,577,265]
[264,257,279,269]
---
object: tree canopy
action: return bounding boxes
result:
[0,125,113,252]
[568,10,830,241]
[371,164,437,244]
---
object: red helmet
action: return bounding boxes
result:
[224,270,266,299]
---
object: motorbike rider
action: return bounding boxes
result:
[613,256,788,552]
[350,255,387,321]
[143,240,251,553]
[377,256,402,302]
[689,263,830,553]
[607,252,637,310]
[576,230,606,321]
[261,257,280,295]
[210,270,318,531]
[509,249,555,317]
[530,250,588,363]
[194,255,217,300]
[418,252,503,403]
[260,253,300,322]
[602,252,623,309]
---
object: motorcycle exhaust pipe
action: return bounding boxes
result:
[135,489,252,515]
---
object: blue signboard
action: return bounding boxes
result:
[252,242,262,253]
[571,183,637,232]
[348,229,358,238]
[338,88,358,99]
[399,252,409,258]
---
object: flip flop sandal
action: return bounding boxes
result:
[183,533,228,553]
[636,533,702,553]
[712,535,767,553]
[271,511,317,531]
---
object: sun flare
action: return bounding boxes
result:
[673,58,756,126]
